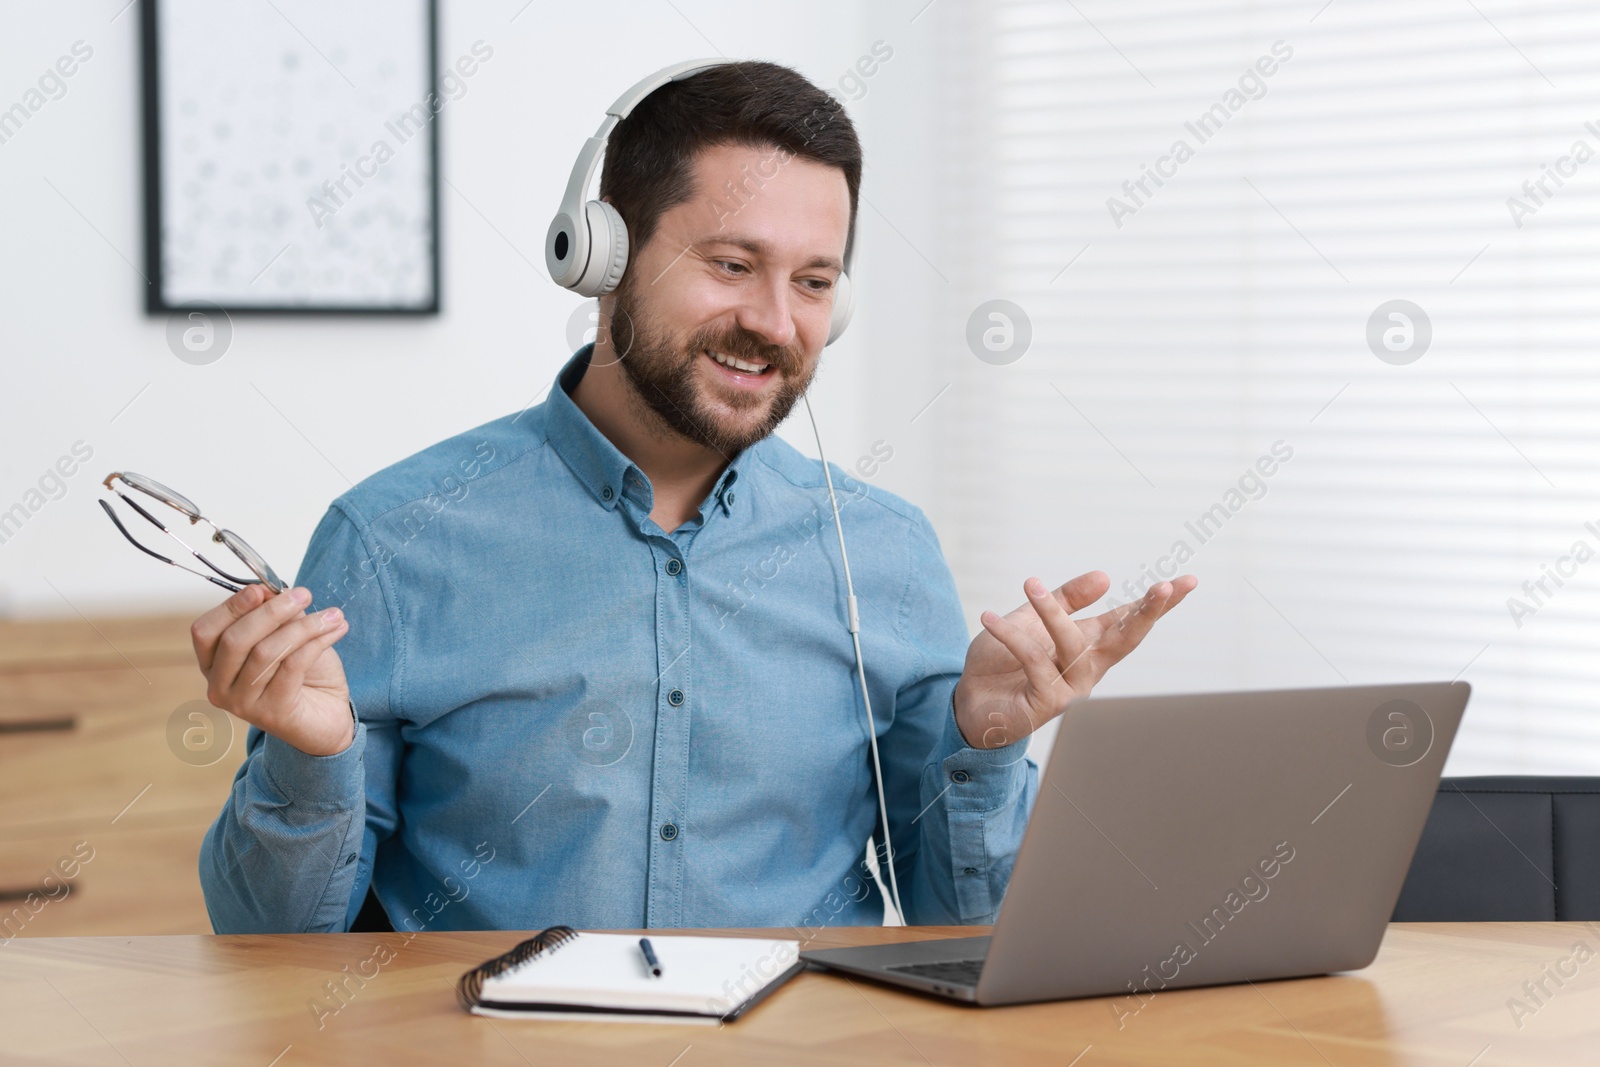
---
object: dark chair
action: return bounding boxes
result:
[1392,777,1600,921]
[348,777,1600,929]
[349,886,394,933]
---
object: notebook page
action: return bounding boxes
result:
[482,933,800,1015]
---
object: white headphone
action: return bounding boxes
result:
[545,58,856,346]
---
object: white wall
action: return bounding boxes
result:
[19,2,1569,782]
[1,0,953,621]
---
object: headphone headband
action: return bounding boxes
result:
[547,59,856,344]
[551,59,727,261]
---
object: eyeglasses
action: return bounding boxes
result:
[99,471,286,594]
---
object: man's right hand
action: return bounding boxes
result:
[191,584,354,757]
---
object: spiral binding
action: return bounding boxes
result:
[456,924,580,1011]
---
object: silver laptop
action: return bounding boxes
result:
[802,681,1470,1007]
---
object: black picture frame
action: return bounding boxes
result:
[140,0,441,315]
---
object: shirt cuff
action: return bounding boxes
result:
[934,688,1031,811]
[261,722,367,811]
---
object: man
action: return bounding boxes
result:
[195,61,1195,935]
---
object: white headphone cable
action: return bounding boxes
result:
[802,394,906,925]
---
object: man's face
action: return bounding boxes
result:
[604,141,851,456]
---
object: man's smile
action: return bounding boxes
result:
[702,348,779,391]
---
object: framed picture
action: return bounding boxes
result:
[141,0,440,314]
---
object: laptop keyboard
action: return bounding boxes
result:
[885,958,986,987]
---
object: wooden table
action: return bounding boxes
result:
[5,923,1600,1065]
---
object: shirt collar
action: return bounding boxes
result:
[545,345,756,519]
[545,346,640,511]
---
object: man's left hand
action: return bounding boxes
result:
[952,570,1197,750]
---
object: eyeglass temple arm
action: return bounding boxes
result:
[107,490,258,587]
[98,499,244,593]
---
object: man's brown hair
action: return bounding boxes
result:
[599,61,862,270]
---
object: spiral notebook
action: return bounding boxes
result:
[456,926,805,1024]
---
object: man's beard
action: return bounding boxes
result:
[607,274,813,456]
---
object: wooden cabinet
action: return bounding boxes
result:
[0,614,244,936]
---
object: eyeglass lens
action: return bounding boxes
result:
[217,529,286,593]
[113,472,202,520]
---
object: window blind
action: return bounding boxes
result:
[914,0,1600,774]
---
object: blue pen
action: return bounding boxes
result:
[639,937,662,978]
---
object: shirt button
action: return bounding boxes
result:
[725,490,736,505]
[667,688,685,706]
[665,558,682,576]
[660,822,679,841]
[601,485,614,501]
[963,866,978,876]
[951,770,971,784]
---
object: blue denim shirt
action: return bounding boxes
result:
[199,347,1037,934]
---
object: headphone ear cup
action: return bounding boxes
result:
[826,271,854,346]
[576,200,629,297]
[545,209,587,290]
